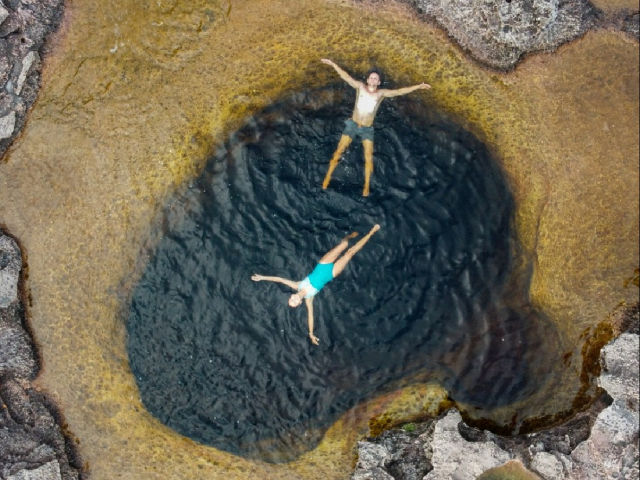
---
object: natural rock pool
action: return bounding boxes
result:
[0,0,637,478]
[127,86,560,461]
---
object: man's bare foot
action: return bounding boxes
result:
[322,176,331,189]
[363,186,370,196]
[371,224,380,233]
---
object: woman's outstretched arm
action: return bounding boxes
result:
[251,274,299,290]
[305,297,319,345]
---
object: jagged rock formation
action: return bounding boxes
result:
[0,0,64,158]
[403,0,638,70]
[351,314,640,479]
[0,229,83,480]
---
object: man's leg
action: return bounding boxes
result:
[332,224,380,277]
[362,139,374,196]
[319,232,359,264]
[323,135,352,190]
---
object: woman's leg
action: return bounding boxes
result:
[318,232,359,264]
[323,135,353,190]
[362,139,374,196]
[332,225,380,277]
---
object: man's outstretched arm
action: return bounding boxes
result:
[305,297,319,345]
[251,274,299,290]
[381,83,431,98]
[321,59,361,89]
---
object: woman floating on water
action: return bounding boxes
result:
[252,224,381,345]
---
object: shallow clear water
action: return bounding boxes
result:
[127,85,561,462]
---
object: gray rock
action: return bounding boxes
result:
[425,410,512,479]
[352,467,395,480]
[0,110,15,139]
[0,0,65,158]
[600,333,639,411]
[352,330,639,480]
[0,317,38,378]
[352,425,433,480]
[0,4,9,26]
[408,0,601,70]
[0,232,21,307]
[15,51,39,95]
[623,12,639,40]
[0,379,83,480]
[355,442,391,470]
[7,461,62,480]
[531,451,570,479]
[570,386,639,478]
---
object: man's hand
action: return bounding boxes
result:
[309,333,320,345]
[418,83,431,89]
[251,274,263,281]
[321,58,334,66]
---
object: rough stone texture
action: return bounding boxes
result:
[623,12,639,39]
[0,229,83,479]
[600,333,640,411]
[0,232,21,307]
[567,333,640,480]
[425,410,512,479]
[7,460,62,480]
[0,301,37,379]
[0,0,64,158]
[352,423,434,480]
[352,467,394,480]
[531,451,568,479]
[352,330,639,480]
[0,380,81,480]
[406,0,603,70]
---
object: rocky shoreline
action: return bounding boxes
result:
[402,0,639,70]
[0,0,64,159]
[1,229,84,480]
[352,312,639,479]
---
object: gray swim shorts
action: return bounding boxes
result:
[343,119,374,142]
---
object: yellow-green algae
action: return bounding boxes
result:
[478,460,543,480]
[0,0,637,478]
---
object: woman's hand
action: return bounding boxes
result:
[251,274,263,281]
[309,333,320,345]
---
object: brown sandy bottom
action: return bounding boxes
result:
[0,0,637,478]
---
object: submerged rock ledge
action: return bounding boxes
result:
[352,305,639,480]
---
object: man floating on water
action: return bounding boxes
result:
[321,59,431,196]
[252,224,380,345]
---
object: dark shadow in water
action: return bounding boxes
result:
[127,85,561,462]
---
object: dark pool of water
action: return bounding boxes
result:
[127,85,561,462]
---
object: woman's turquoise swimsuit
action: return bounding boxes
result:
[298,262,334,298]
